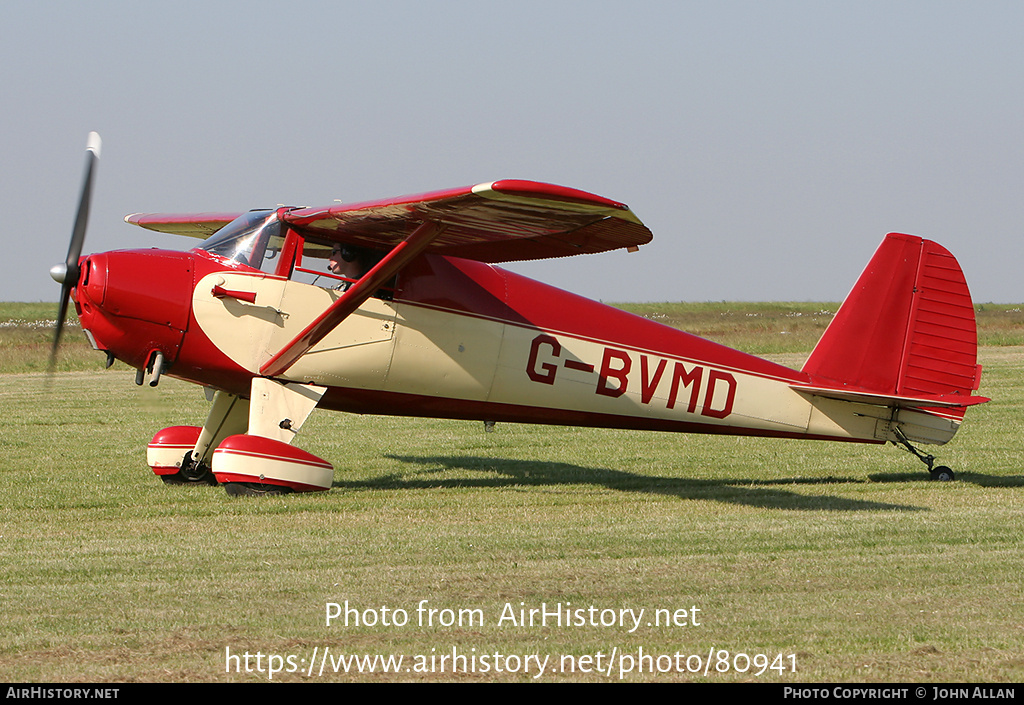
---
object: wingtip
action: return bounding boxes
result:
[86,132,102,158]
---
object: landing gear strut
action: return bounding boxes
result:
[891,427,955,481]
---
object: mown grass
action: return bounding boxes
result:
[0,302,1021,682]
[0,303,99,373]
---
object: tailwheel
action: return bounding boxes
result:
[891,427,956,481]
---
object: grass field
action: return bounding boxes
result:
[0,302,1021,682]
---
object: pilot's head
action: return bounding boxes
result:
[329,244,362,278]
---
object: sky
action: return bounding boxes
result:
[2,1,1021,304]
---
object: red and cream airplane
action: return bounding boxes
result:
[51,134,988,495]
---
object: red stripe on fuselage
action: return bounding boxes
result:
[394,255,808,385]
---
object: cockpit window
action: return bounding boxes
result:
[197,210,283,272]
[291,238,394,298]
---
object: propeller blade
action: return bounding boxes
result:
[50,132,101,370]
[65,132,101,280]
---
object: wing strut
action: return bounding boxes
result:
[260,220,446,377]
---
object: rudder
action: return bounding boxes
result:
[802,233,982,403]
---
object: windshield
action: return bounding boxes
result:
[197,210,283,271]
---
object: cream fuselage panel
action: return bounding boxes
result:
[193,274,891,441]
[193,272,397,389]
[385,304,503,399]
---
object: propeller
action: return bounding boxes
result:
[49,132,101,370]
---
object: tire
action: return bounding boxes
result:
[223,482,293,497]
[160,452,217,486]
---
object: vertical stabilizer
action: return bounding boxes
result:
[802,233,981,402]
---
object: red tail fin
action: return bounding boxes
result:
[802,233,982,402]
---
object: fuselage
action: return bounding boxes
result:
[74,246,898,445]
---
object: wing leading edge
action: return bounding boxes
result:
[125,180,653,263]
[284,179,652,262]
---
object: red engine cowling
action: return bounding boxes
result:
[74,249,194,370]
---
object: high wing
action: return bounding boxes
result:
[124,180,652,263]
[283,179,652,262]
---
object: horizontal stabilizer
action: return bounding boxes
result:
[790,384,989,410]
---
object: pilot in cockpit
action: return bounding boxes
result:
[328,244,367,291]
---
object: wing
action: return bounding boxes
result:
[283,180,652,262]
[123,181,653,261]
[124,212,242,238]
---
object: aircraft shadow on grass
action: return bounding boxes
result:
[868,471,1024,487]
[332,454,930,512]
